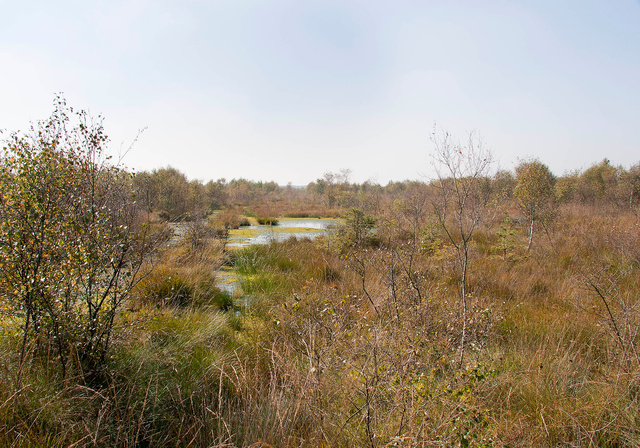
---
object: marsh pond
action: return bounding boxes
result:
[227,217,340,248]
[216,217,340,294]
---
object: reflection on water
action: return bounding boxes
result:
[215,267,239,294]
[276,219,338,230]
[227,218,340,248]
[212,218,340,299]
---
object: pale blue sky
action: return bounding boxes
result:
[1,0,639,184]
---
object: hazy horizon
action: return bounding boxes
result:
[2,0,639,184]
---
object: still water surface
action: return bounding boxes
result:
[218,218,340,294]
[226,218,340,248]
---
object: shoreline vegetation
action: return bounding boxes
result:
[2,101,640,447]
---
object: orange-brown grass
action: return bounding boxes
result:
[228,203,640,446]
[3,203,640,446]
[467,203,640,445]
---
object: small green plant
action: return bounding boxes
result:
[493,217,517,260]
[335,208,378,252]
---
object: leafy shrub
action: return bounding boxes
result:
[0,96,150,379]
[256,217,279,226]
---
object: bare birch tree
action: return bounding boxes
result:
[430,129,493,367]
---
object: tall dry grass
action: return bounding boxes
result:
[2,202,640,446]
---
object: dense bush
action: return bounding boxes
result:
[0,96,150,380]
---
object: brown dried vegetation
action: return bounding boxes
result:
[2,111,640,446]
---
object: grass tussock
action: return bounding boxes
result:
[3,202,640,446]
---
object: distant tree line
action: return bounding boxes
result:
[132,157,640,224]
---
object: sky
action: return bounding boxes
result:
[1,0,639,185]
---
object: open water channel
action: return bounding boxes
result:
[216,218,340,294]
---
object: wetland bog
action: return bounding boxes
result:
[227,217,340,248]
[217,217,340,294]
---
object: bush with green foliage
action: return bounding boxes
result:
[0,96,150,380]
[514,158,557,250]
